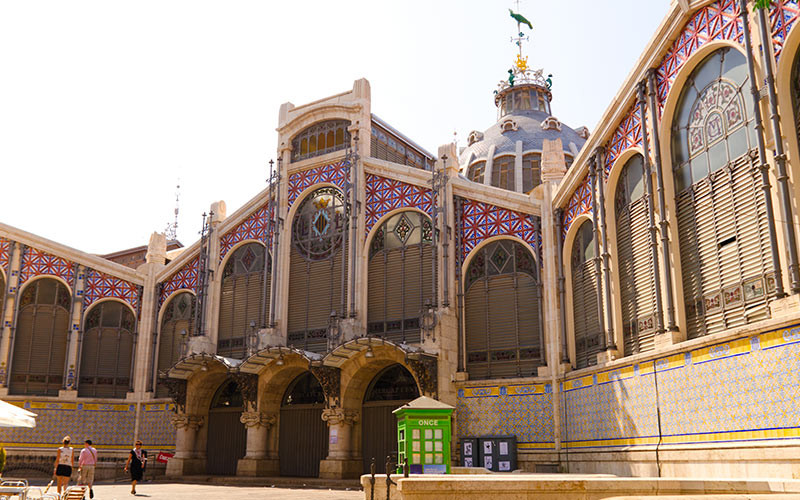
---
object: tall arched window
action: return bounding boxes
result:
[156,291,194,397]
[491,156,515,190]
[10,278,70,395]
[288,187,347,353]
[291,120,351,162]
[571,220,603,369]
[218,242,269,358]
[464,240,543,379]
[367,211,434,344]
[79,301,135,398]
[615,154,657,355]
[672,48,774,339]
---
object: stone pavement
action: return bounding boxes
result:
[58,483,364,500]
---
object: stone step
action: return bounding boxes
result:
[158,474,362,490]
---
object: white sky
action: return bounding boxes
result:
[0,1,668,255]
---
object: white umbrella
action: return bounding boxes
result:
[0,400,36,428]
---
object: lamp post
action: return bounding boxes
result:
[327,310,341,352]
[421,298,437,342]
[248,320,258,356]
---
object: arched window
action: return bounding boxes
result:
[288,187,348,353]
[671,48,774,339]
[522,153,541,192]
[156,291,194,397]
[491,156,515,190]
[218,242,269,358]
[367,211,434,344]
[615,154,657,355]
[78,301,135,398]
[571,220,603,369]
[468,161,485,183]
[291,120,351,162]
[10,278,71,395]
[464,240,543,379]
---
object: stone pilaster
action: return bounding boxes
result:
[166,413,205,476]
[319,408,361,479]
[0,242,22,393]
[236,411,279,476]
[62,264,86,395]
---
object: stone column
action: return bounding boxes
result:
[166,414,205,476]
[319,408,361,479]
[0,242,22,394]
[236,411,278,476]
[62,264,86,395]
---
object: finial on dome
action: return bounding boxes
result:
[496,2,553,94]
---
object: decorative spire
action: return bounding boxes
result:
[496,1,552,94]
[164,180,180,241]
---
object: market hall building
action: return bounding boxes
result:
[1,0,800,480]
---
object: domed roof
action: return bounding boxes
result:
[459,107,587,166]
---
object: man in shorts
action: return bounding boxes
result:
[78,439,98,499]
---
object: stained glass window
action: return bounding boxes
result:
[671,48,755,191]
[292,187,348,262]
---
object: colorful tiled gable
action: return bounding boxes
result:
[18,247,75,288]
[0,237,9,272]
[562,177,592,237]
[365,174,433,236]
[159,256,198,307]
[771,0,800,60]
[287,161,349,207]
[219,203,272,262]
[656,0,743,103]
[460,198,540,261]
[604,105,642,174]
[83,269,141,312]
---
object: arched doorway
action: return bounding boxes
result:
[361,364,419,473]
[279,372,327,477]
[206,379,246,475]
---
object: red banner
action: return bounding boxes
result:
[156,452,174,464]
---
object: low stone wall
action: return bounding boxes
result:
[2,451,166,482]
[360,474,800,500]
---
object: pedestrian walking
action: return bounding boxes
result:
[78,439,98,499]
[123,440,147,495]
[53,435,74,495]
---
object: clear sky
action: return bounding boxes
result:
[0,1,669,255]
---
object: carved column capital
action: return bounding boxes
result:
[170,414,204,431]
[321,408,359,427]
[239,411,277,430]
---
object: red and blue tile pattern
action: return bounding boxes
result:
[287,161,349,207]
[460,199,540,261]
[18,247,75,289]
[605,105,642,174]
[770,0,800,60]
[0,238,9,272]
[159,256,199,307]
[365,174,433,236]
[656,0,743,104]
[219,203,273,262]
[562,177,593,239]
[83,269,141,312]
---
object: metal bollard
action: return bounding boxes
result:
[385,455,397,499]
[369,457,376,500]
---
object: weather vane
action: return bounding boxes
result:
[496,1,552,93]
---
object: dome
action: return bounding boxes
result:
[459,82,589,193]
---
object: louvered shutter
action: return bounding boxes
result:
[218,278,235,353]
[487,275,518,378]
[367,252,386,334]
[78,329,100,397]
[384,250,403,342]
[9,308,34,394]
[116,329,134,396]
[287,249,309,343]
[464,280,488,379]
[573,260,602,370]
[516,274,540,376]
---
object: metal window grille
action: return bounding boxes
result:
[671,48,774,339]
[491,156,515,191]
[522,153,542,192]
[468,161,486,184]
[464,240,543,379]
[9,279,71,396]
[614,154,657,355]
[370,124,431,170]
[287,187,348,353]
[571,221,603,369]
[367,211,434,344]
[155,292,195,397]
[217,242,269,358]
[78,301,135,398]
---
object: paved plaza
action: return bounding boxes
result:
[47,483,364,500]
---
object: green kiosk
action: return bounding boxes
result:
[393,396,454,474]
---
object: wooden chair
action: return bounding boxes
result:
[61,486,86,500]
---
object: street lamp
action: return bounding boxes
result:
[327,310,341,351]
[180,329,188,357]
[421,299,437,342]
